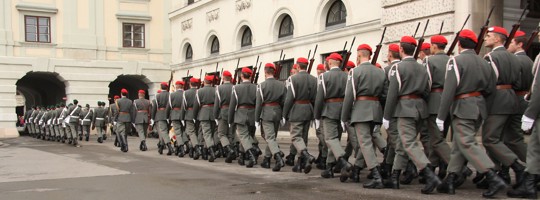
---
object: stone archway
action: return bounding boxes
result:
[16,72,67,110]
[108,75,150,103]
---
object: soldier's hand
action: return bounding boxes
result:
[436,118,445,132]
[193,119,196,123]
[150,119,154,126]
[181,120,185,126]
[315,119,320,129]
[382,118,389,130]
[340,121,346,131]
[522,115,534,132]
[215,119,219,126]
[255,121,260,129]
[280,118,286,127]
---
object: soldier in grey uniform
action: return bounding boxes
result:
[34,106,43,138]
[79,104,93,142]
[342,44,386,188]
[507,33,540,199]
[382,36,440,193]
[53,104,63,142]
[482,26,525,185]
[183,78,203,159]
[110,96,120,147]
[133,90,151,151]
[67,100,81,147]
[314,53,352,177]
[151,82,174,155]
[255,63,287,171]
[435,29,507,197]
[27,106,36,137]
[314,64,328,170]
[193,75,218,162]
[170,81,187,157]
[25,106,34,137]
[214,71,237,163]
[229,67,258,168]
[115,89,134,152]
[93,101,107,143]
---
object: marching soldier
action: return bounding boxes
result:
[93,101,107,143]
[214,71,237,163]
[34,106,43,139]
[382,36,440,193]
[116,89,134,152]
[170,81,187,157]
[80,104,93,141]
[67,100,81,147]
[63,104,73,143]
[110,96,120,146]
[25,106,34,137]
[28,106,37,137]
[193,75,218,162]
[152,82,174,155]
[255,63,287,171]
[342,44,386,188]
[418,43,431,61]
[435,29,507,197]
[183,78,203,159]
[229,67,258,168]
[53,104,62,142]
[133,90,151,151]
[482,26,525,185]
[314,53,351,177]
[315,64,328,170]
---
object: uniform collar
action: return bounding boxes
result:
[492,45,506,51]
[515,50,526,55]
[460,49,475,54]
[402,56,414,61]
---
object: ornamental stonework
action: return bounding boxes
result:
[181,18,192,31]
[206,8,219,23]
[235,0,251,12]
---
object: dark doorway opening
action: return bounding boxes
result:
[108,75,149,103]
[16,72,66,110]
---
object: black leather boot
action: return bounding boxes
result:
[381,163,393,180]
[437,172,457,194]
[420,166,442,194]
[215,143,223,158]
[225,145,236,163]
[301,150,316,174]
[401,160,418,184]
[364,167,384,189]
[193,145,202,160]
[511,161,526,186]
[384,170,401,189]
[438,161,448,180]
[238,151,245,166]
[285,154,295,166]
[141,140,148,151]
[187,143,194,158]
[85,134,89,141]
[321,163,335,178]
[261,156,271,169]
[97,137,103,143]
[114,136,119,147]
[499,166,511,184]
[317,156,327,170]
[472,171,485,184]
[208,146,216,162]
[272,152,285,172]
[348,165,361,183]
[245,148,257,168]
[338,157,353,182]
[202,147,209,160]
[483,169,508,198]
[158,141,164,155]
[292,156,303,173]
[507,173,537,199]
[419,165,435,184]
[454,166,472,188]
[166,143,174,156]
[177,144,185,157]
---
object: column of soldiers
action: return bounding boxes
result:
[23,26,540,199]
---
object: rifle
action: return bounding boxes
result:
[233,58,240,84]
[307,44,318,73]
[251,55,260,83]
[525,23,540,52]
[439,20,444,35]
[274,50,284,79]
[212,62,219,87]
[343,36,356,67]
[167,69,174,92]
[447,14,470,56]
[475,6,495,54]
[413,19,430,60]
[504,5,528,48]
[184,70,190,90]
[371,27,387,65]
[254,62,262,83]
[199,69,202,88]
[413,22,421,37]
[338,41,348,70]
[219,68,223,84]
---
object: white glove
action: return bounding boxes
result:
[193,119,196,123]
[181,120,185,126]
[228,123,231,128]
[132,123,136,127]
[382,118,389,130]
[215,119,219,125]
[113,121,117,126]
[315,119,320,129]
[150,119,154,125]
[373,125,379,133]
[436,118,445,132]
[255,121,260,128]
[280,118,286,126]
[341,121,346,131]
[522,115,534,132]
[167,119,170,124]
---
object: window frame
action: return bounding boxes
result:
[325,1,347,27]
[24,15,51,43]
[185,44,193,60]
[211,37,220,54]
[122,23,146,48]
[241,27,252,47]
[278,15,294,38]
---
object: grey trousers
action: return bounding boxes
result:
[157,121,170,144]
[69,122,79,139]
[237,124,254,150]
[96,126,105,138]
[316,122,328,157]
[263,120,281,156]
[200,120,215,147]
[482,114,520,166]
[185,120,199,146]
[82,125,90,137]
[426,115,451,163]
[217,118,233,147]
[289,121,310,153]
[355,122,378,169]
[385,118,399,164]
[394,117,430,171]
[135,123,148,141]
[347,123,366,168]
[171,121,187,144]
[502,114,527,162]
[323,118,346,163]
[525,119,540,174]
[372,125,388,150]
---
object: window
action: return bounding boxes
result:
[241,27,252,47]
[123,23,145,48]
[188,0,195,5]
[279,15,294,38]
[273,59,294,81]
[185,44,193,60]
[326,1,347,27]
[527,0,540,18]
[25,16,50,43]
[211,37,219,54]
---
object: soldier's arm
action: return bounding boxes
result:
[193,91,201,119]
[437,58,458,121]
[313,77,325,120]
[341,71,354,122]
[524,58,540,119]
[379,68,388,105]
[254,85,263,121]
[213,88,220,119]
[383,66,399,120]
[151,99,157,120]
[282,79,294,119]
[228,89,237,125]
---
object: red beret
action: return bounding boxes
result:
[264,63,276,70]
[190,77,200,83]
[297,57,309,64]
[327,53,342,61]
[161,82,168,87]
[205,75,214,82]
[223,70,232,77]
[400,36,417,45]
[157,90,162,94]
[121,88,128,94]
[241,67,252,75]
[375,63,382,68]
[292,64,298,70]
[346,61,355,68]
[114,95,120,99]
[388,44,400,52]
[357,44,372,54]
[317,64,325,71]
[515,30,526,38]
[138,90,145,94]
[488,26,509,37]
[421,43,431,51]
[459,29,478,43]
[430,35,448,45]
[175,80,184,85]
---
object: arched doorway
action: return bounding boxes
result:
[16,72,67,109]
[108,75,149,103]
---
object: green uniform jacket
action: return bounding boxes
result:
[228,81,257,126]
[182,88,197,121]
[214,82,233,120]
[193,85,216,121]
[79,108,93,126]
[484,46,520,115]
[255,77,286,122]
[116,97,134,123]
[282,71,317,122]
[383,56,430,120]
[67,105,81,123]
[151,91,170,121]
[133,98,151,124]
[30,109,38,123]
[108,105,118,123]
[169,90,184,121]
[314,67,347,120]
[93,107,107,127]
[425,52,450,114]
[341,62,386,123]
[437,49,493,121]
[515,51,534,114]
[524,54,540,119]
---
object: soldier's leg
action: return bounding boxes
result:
[218,118,231,147]
[347,124,366,168]
[69,123,79,145]
[201,121,215,148]
[502,114,527,162]
[323,118,346,158]
[136,124,146,141]
[427,115,451,163]
[158,121,171,143]
[525,119,540,174]
[316,125,328,157]
[482,115,519,167]
[263,120,280,155]
[185,121,199,146]
[172,121,184,144]
[446,141,467,174]
[84,125,90,140]
[386,118,399,165]
[372,125,388,151]
[290,122,308,152]
[419,120,432,158]
[197,123,205,147]
[356,122,379,170]
[453,117,495,173]
[237,124,253,150]
[396,117,430,170]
